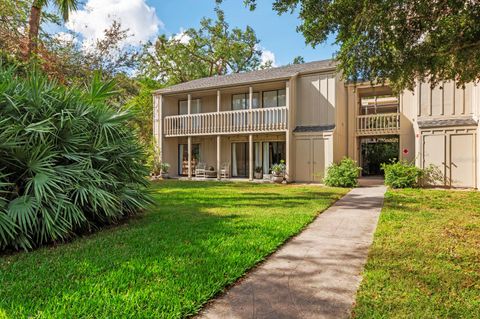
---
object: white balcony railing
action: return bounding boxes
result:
[164,107,288,137]
[356,113,400,136]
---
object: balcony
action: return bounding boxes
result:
[163,107,288,137]
[356,113,400,136]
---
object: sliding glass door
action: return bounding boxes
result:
[178,144,200,176]
[262,142,286,174]
[231,141,286,177]
[231,143,249,177]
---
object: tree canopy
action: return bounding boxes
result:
[140,8,263,85]
[228,0,480,91]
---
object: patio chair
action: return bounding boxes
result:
[220,162,230,179]
[195,162,207,178]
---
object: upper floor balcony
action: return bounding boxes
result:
[356,95,401,136]
[163,107,288,137]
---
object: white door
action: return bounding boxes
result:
[450,134,475,188]
[423,135,446,186]
[295,139,311,182]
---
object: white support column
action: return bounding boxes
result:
[249,134,253,181]
[249,86,253,109]
[215,90,222,180]
[188,137,192,179]
[158,95,164,163]
[187,94,192,179]
[249,86,253,130]
[153,94,164,165]
[248,87,254,180]
[217,135,221,180]
[285,80,291,182]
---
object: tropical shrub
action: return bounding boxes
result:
[0,65,151,250]
[381,160,423,188]
[323,157,362,187]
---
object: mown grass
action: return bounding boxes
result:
[354,188,480,318]
[0,180,347,318]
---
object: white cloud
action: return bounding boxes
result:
[171,28,192,45]
[53,32,77,44]
[66,0,163,49]
[259,47,277,67]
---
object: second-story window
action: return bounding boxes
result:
[263,89,286,108]
[232,93,259,110]
[179,99,201,115]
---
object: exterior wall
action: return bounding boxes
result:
[154,67,479,188]
[417,81,474,117]
[291,71,337,181]
[295,73,336,127]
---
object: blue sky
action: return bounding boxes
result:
[150,0,338,66]
[53,0,337,67]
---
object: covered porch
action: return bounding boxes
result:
[162,133,288,181]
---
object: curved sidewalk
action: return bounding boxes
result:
[197,184,387,319]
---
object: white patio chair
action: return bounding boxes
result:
[220,162,230,179]
[195,162,207,178]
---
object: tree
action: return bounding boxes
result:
[27,0,79,57]
[140,7,262,84]
[292,56,305,64]
[227,0,480,91]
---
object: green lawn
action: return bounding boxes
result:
[0,180,346,319]
[354,189,480,318]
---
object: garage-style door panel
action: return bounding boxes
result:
[450,134,475,188]
[423,135,445,185]
[295,139,311,182]
[313,139,325,182]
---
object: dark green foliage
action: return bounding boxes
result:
[323,157,361,187]
[0,65,151,250]
[233,0,480,92]
[361,139,399,176]
[381,161,423,188]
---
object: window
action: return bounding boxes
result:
[178,144,200,176]
[262,89,286,108]
[179,99,201,114]
[231,93,259,110]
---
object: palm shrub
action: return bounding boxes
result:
[323,157,362,187]
[0,65,151,250]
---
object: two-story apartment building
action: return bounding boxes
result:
[153,59,480,188]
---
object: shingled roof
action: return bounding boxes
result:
[154,59,336,95]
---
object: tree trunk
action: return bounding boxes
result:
[27,4,42,58]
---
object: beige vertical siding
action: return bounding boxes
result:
[417,81,475,117]
[296,73,336,127]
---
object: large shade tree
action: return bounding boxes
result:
[225,0,480,91]
[140,8,263,84]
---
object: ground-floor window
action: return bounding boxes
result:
[231,141,286,177]
[178,144,200,176]
[360,137,399,176]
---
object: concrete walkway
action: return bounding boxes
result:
[197,184,387,319]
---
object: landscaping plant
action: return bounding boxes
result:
[381,160,423,188]
[0,65,151,250]
[323,157,361,187]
